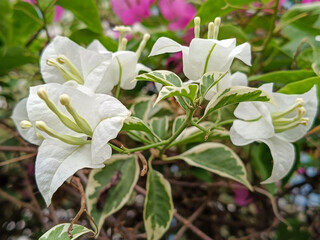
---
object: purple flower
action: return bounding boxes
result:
[302,0,320,3]
[159,0,196,30]
[111,0,154,25]
[233,184,253,206]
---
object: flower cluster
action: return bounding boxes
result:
[11,30,151,205]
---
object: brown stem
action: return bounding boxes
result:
[0,146,37,152]
[0,152,37,167]
[136,152,148,176]
[0,188,37,212]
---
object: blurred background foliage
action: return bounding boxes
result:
[0,0,319,239]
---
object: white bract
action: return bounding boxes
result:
[230,84,318,183]
[12,82,130,205]
[88,26,151,92]
[149,17,251,81]
[40,36,112,93]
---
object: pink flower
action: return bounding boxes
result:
[111,0,154,25]
[302,0,320,2]
[159,0,196,30]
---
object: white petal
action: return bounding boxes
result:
[94,94,131,122]
[229,126,254,146]
[274,86,318,142]
[87,40,110,53]
[234,101,268,121]
[232,115,274,141]
[231,72,248,87]
[224,42,252,70]
[36,139,103,206]
[91,117,125,164]
[260,137,295,184]
[149,37,182,56]
[40,36,84,84]
[11,98,42,145]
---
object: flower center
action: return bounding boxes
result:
[46,55,84,84]
[20,88,93,145]
[272,98,309,133]
[114,26,131,51]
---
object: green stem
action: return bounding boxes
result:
[214,119,234,127]
[190,120,208,133]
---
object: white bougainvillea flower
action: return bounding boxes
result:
[40,36,112,93]
[15,82,130,205]
[88,26,151,92]
[149,17,251,80]
[230,84,318,184]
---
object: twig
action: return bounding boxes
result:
[0,145,37,152]
[174,200,208,240]
[134,185,213,240]
[67,176,98,238]
[136,152,148,176]
[254,186,290,227]
[0,188,37,212]
[0,152,37,167]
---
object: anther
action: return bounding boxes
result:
[37,87,48,100]
[136,33,150,59]
[56,55,84,84]
[20,120,32,129]
[194,17,201,38]
[114,26,131,51]
[207,22,214,39]
[59,94,70,106]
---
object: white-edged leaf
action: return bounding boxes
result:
[204,86,275,116]
[176,142,252,190]
[39,223,93,240]
[122,116,159,139]
[172,115,186,134]
[134,70,183,87]
[144,168,174,240]
[154,84,198,106]
[150,117,169,140]
[85,154,140,233]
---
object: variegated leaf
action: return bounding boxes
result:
[39,223,93,240]
[154,84,198,106]
[199,71,228,98]
[172,115,186,134]
[134,70,182,87]
[144,168,174,240]
[175,143,252,190]
[150,117,169,140]
[204,86,275,117]
[122,116,159,140]
[85,155,140,232]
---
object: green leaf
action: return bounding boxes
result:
[248,70,316,84]
[204,86,275,117]
[172,115,186,134]
[144,168,174,240]
[0,0,12,47]
[131,97,154,122]
[199,71,228,98]
[0,47,38,75]
[57,0,102,33]
[219,24,248,43]
[39,223,93,240]
[70,28,117,52]
[11,1,43,46]
[155,84,198,105]
[122,116,159,139]
[278,76,320,101]
[175,142,252,190]
[195,0,255,26]
[134,70,183,87]
[86,155,140,232]
[150,117,169,140]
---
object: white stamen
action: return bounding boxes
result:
[194,17,201,38]
[136,33,150,59]
[213,17,221,39]
[207,22,214,39]
[20,120,32,129]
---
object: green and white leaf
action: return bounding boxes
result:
[122,116,159,140]
[150,117,169,140]
[155,84,198,106]
[144,168,174,240]
[199,71,228,99]
[172,115,186,134]
[131,97,152,122]
[86,155,140,233]
[39,223,93,240]
[173,143,252,190]
[204,86,275,117]
[134,70,183,87]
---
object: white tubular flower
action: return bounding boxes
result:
[149,37,251,81]
[230,84,318,184]
[40,36,112,93]
[23,83,130,205]
[88,33,151,92]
